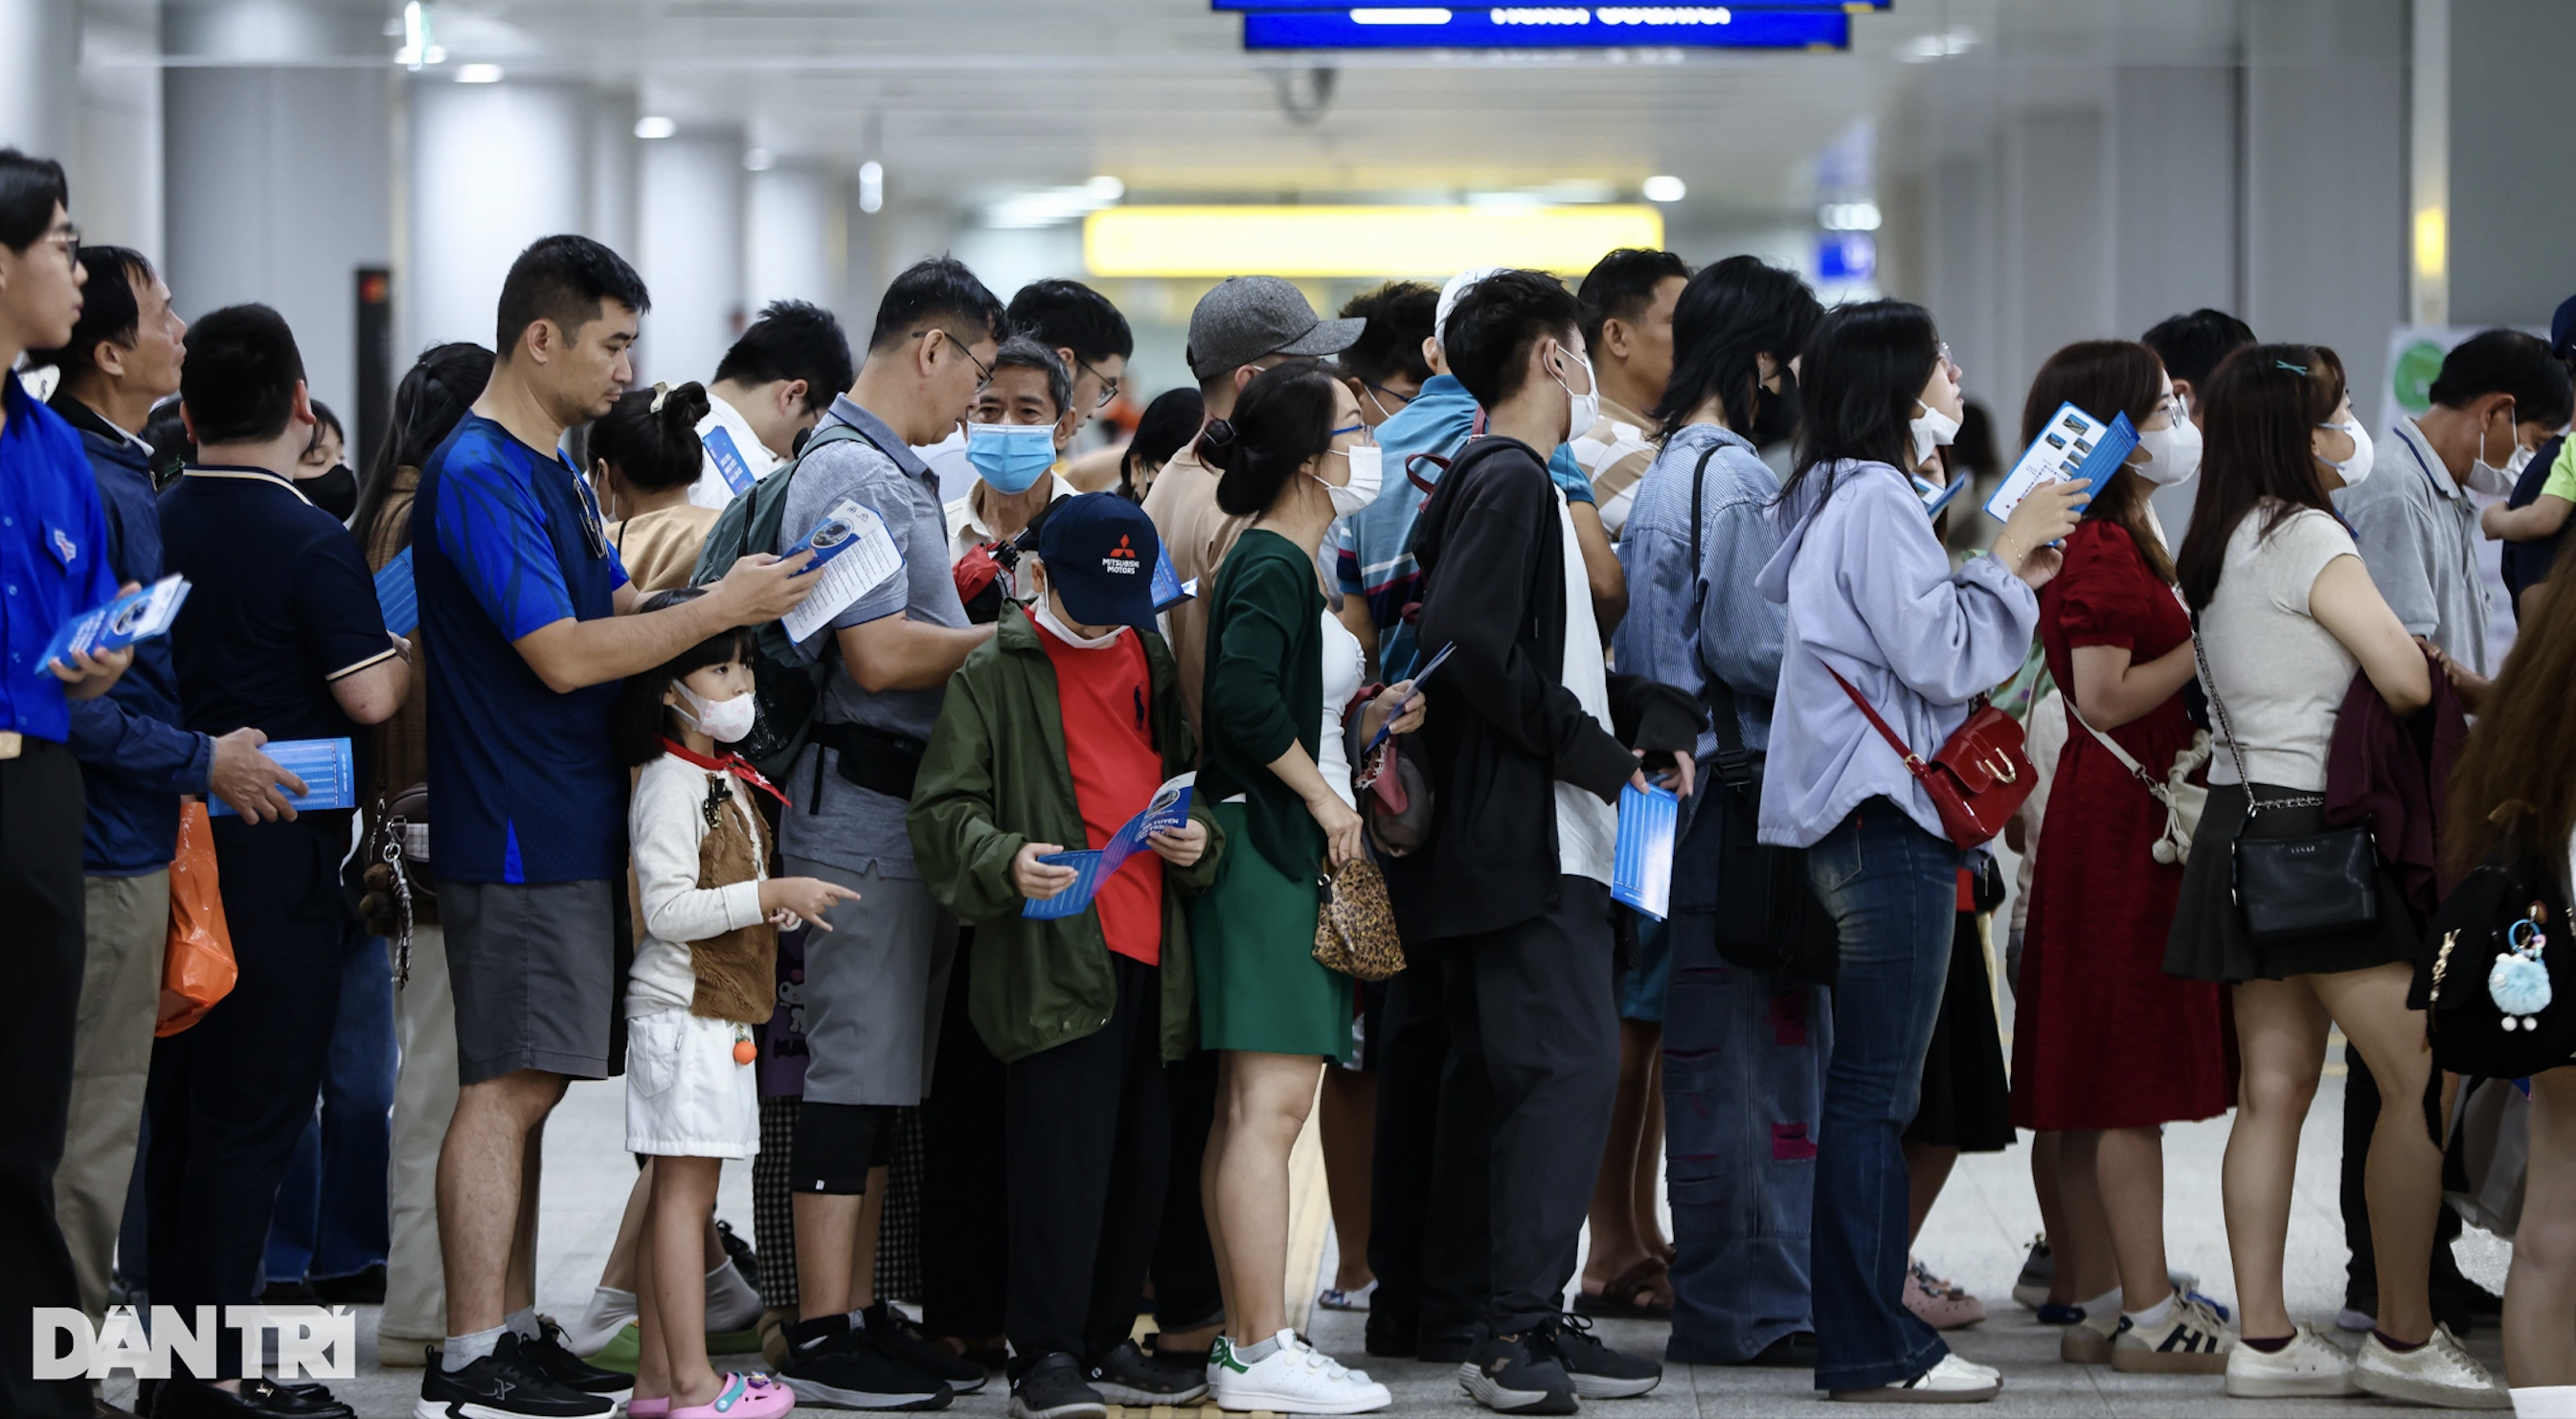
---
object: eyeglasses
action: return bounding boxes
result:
[1365,380,1416,407]
[1075,356,1121,410]
[2163,391,2190,424]
[36,221,79,272]
[1936,341,1960,377]
[914,328,994,386]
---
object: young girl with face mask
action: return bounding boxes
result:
[611,587,859,1419]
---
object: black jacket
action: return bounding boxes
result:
[1387,435,1699,942]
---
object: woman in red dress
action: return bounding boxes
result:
[2010,341,2232,1370]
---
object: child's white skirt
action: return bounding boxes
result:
[624,1006,759,1159]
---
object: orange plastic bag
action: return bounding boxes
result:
[158,800,237,1036]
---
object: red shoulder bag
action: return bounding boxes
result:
[1827,666,2034,849]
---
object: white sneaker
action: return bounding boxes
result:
[1827,1352,2000,1404]
[2355,1324,2510,1409]
[1210,1329,1390,1415]
[2226,1323,2360,1398]
[2060,1309,2115,1365]
[2112,1294,2234,1374]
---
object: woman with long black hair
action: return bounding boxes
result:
[1755,300,2085,1403]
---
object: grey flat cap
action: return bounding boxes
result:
[1186,276,1366,381]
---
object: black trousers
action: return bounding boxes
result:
[920,938,1007,1339]
[145,814,354,1381]
[1006,953,1168,1367]
[1436,877,1621,1334]
[1367,954,1491,1342]
[1149,1047,1222,1332]
[0,743,91,1419]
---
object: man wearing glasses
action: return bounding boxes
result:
[0,146,132,1419]
[768,257,1008,1410]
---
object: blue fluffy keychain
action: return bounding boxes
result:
[2490,913,2554,1030]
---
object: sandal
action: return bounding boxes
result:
[1571,1256,1674,1320]
[671,1372,794,1419]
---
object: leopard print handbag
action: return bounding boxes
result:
[1313,855,1406,982]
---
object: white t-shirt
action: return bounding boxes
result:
[686,394,787,510]
[2197,503,2361,792]
[1318,611,1364,812]
[1553,488,1617,885]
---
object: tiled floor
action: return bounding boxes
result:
[110,1068,2511,1417]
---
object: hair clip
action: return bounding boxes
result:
[648,380,671,414]
[2274,360,2309,375]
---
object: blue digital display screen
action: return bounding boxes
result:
[1242,8,1850,50]
[1215,1,1883,9]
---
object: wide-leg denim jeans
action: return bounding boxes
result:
[1806,800,1958,1391]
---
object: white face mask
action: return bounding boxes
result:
[1909,398,1961,467]
[1031,583,1128,650]
[674,683,757,745]
[2131,417,2203,487]
[1551,349,1602,440]
[2468,416,2530,497]
[2316,418,2374,488]
[1314,442,1383,519]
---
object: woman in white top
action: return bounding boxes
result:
[2166,346,2501,1406]
[2441,583,2576,1417]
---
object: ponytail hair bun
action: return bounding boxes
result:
[653,380,713,439]
[593,382,710,495]
[1194,417,1239,471]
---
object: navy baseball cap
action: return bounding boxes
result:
[2552,294,2576,359]
[1035,493,1161,631]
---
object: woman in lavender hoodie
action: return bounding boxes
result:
[1754,301,2086,1403]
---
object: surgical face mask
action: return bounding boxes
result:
[1314,441,1383,519]
[1552,349,1602,439]
[2131,417,2203,487]
[1909,399,1961,468]
[1030,575,1128,649]
[674,682,757,745]
[2316,418,2374,488]
[1749,370,1800,446]
[2469,416,2530,497]
[304,464,357,523]
[965,421,1057,495]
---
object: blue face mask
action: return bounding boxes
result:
[965,421,1057,494]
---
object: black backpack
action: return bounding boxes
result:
[689,421,868,780]
[2418,825,2576,1078]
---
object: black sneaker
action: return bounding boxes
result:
[417,1337,616,1417]
[861,1301,989,1394]
[1457,1327,1577,1415]
[518,1318,634,1400]
[1006,1353,1107,1419]
[1086,1340,1210,1405]
[1549,1316,1662,1398]
[781,1315,953,1410]
[311,1264,387,1306]
[715,1217,761,1293]
[153,1376,352,1419]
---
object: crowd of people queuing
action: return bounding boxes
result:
[11,133,2576,1419]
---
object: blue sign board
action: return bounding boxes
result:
[1243,7,1849,48]
[1218,1,1882,9]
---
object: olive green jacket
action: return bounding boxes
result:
[907,603,1224,1064]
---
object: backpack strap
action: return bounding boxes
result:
[1684,443,1755,791]
[736,420,870,565]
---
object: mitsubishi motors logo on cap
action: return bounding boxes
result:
[1103,533,1141,574]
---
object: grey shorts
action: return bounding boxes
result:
[443,877,620,1086]
[786,858,957,1107]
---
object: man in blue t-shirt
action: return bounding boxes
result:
[412,236,819,1419]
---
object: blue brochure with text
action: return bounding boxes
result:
[1611,782,1679,921]
[1024,773,1196,920]
[208,737,356,818]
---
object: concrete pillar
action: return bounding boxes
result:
[587,90,639,260]
[1996,105,2112,424]
[0,0,80,159]
[747,164,836,314]
[636,134,743,385]
[2444,0,2576,326]
[405,79,587,354]
[2108,66,2241,340]
[72,3,162,262]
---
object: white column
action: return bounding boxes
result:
[404,79,588,356]
[746,165,836,313]
[587,91,639,259]
[0,0,79,158]
[2442,0,2576,326]
[72,4,162,262]
[636,134,743,385]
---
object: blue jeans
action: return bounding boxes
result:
[262,935,395,1284]
[1806,801,1958,1390]
[1661,911,1831,1363]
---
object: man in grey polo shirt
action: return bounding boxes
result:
[773,257,1006,1409]
[2343,329,2569,676]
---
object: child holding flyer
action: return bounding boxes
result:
[908,493,1226,1419]
[614,587,861,1419]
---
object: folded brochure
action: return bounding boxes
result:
[208,736,356,818]
[1611,782,1679,922]
[780,498,907,644]
[375,546,418,637]
[1361,641,1454,757]
[43,574,190,671]
[1150,542,1197,613]
[1023,772,1196,920]
[1983,400,2133,523]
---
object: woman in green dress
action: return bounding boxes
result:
[1192,360,1422,1412]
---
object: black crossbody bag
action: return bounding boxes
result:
[1667,444,1838,987]
[2191,620,2378,940]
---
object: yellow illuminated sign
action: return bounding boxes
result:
[1084,205,1666,279]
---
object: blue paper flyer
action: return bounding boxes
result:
[1024,772,1196,920]
[1983,401,2134,523]
[704,425,757,496]
[1361,641,1455,757]
[375,546,418,637]
[42,574,190,672]
[1611,782,1680,921]
[1912,471,1967,520]
[1151,543,1196,613]
[208,737,356,818]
